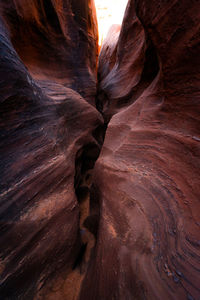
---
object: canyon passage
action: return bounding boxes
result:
[0,0,200,299]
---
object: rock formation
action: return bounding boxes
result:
[0,1,103,299]
[0,0,200,299]
[83,0,200,299]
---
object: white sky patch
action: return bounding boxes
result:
[95,0,128,45]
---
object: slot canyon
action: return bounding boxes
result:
[0,0,200,299]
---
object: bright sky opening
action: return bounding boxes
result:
[95,0,128,45]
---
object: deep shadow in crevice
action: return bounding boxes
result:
[72,243,87,270]
[96,34,160,124]
[74,143,100,190]
[42,0,62,34]
[73,141,101,271]
[92,123,108,146]
[73,117,108,271]
[83,184,101,237]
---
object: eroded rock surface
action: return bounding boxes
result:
[0,1,103,299]
[81,0,200,299]
[0,0,98,104]
[0,0,200,299]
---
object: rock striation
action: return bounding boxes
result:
[0,0,98,104]
[82,0,200,299]
[0,0,200,299]
[0,1,103,299]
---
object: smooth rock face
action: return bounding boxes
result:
[1,0,200,299]
[0,0,98,104]
[0,1,103,299]
[81,0,200,299]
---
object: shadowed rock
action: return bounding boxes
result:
[0,0,200,299]
[80,0,200,299]
[0,1,103,299]
[0,0,98,104]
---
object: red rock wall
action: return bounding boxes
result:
[0,0,200,299]
[81,0,200,299]
[0,1,103,299]
[0,0,98,104]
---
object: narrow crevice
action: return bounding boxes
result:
[92,123,108,146]
[70,3,161,297]
[83,183,101,238]
[72,27,160,276]
[72,116,108,282]
[96,33,160,123]
[72,243,87,270]
[73,142,101,272]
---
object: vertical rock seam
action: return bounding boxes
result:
[80,0,200,299]
[0,0,200,300]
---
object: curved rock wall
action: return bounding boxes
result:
[0,1,102,299]
[0,0,98,103]
[81,0,200,299]
[0,0,200,299]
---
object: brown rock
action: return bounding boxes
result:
[0,0,98,104]
[80,0,200,299]
[1,0,200,299]
[0,1,103,299]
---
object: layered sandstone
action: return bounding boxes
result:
[82,0,200,299]
[0,1,103,299]
[0,0,200,299]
